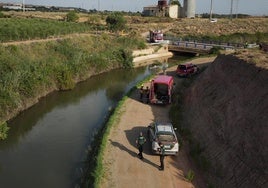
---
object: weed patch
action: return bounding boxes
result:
[0,122,9,140]
[186,170,195,182]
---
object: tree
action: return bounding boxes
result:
[170,0,181,7]
[66,11,79,22]
[106,12,127,31]
[0,11,4,18]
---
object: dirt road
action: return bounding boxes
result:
[100,57,216,188]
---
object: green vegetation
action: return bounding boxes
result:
[209,46,223,55]
[0,122,9,140]
[0,34,146,123]
[84,73,152,187]
[186,169,195,182]
[170,0,181,6]
[0,18,93,42]
[84,87,133,187]
[0,11,4,18]
[200,13,251,19]
[89,98,125,188]
[106,12,127,31]
[66,11,79,22]
[177,32,268,45]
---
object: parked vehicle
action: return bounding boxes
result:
[149,30,164,43]
[149,75,174,104]
[176,62,199,77]
[147,122,179,155]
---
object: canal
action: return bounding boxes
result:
[0,56,187,188]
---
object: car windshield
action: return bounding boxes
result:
[157,133,175,142]
[179,65,186,70]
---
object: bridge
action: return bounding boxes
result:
[167,40,240,55]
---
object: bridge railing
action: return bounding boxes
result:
[165,36,244,48]
[170,40,236,50]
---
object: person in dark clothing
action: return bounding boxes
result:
[136,132,146,159]
[159,142,165,170]
[139,85,144,102]
[145,86,150,104]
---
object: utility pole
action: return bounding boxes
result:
[236,0,239,19]
[209,0,213,20]
[22,0,25,12]
[230,0,234,19]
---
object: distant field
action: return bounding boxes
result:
[1,11,268,43]
[0,17,94,42]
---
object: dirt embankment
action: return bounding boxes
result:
[181,50,268,188]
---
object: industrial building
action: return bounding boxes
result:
[142,0,196,18]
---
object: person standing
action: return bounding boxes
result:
[139,85,144,102]
[145,86,150,104]
[136,132,146,159]
[162,62,168,75]
[159,142,165,170]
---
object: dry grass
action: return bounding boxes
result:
[234,49,268,69]
[3,11,268,37]
[168,17,268,36]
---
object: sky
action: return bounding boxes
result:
[3,0,268,15]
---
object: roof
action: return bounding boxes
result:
[153,75,173,84]
[156,123,173,133]
[181,62,193,66]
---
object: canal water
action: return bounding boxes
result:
[0,56,188,188]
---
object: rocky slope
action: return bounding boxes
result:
[181,49,268,188]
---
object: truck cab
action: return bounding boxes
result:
[149,30,164,43]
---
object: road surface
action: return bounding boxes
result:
[100,57,216,188]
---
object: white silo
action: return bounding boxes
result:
[183,0,196,18]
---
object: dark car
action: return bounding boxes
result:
[176,62,199,77]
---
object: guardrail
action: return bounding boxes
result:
[168,40,238,54]
[172,41,235,50]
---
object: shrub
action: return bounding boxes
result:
[66,11,79,22]
[0,11,4,18]
[209,46,223,54]
[170,0,181,6]
[106,12,127,31]
[0,122,9,140]
[56,66,75,90]
[117,49,133,68]
[186,170,195,182]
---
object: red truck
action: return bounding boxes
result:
[149,30,164,43]
[149,75,174,104]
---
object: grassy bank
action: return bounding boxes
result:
[81,75,152,188]
[0,34,146,125]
